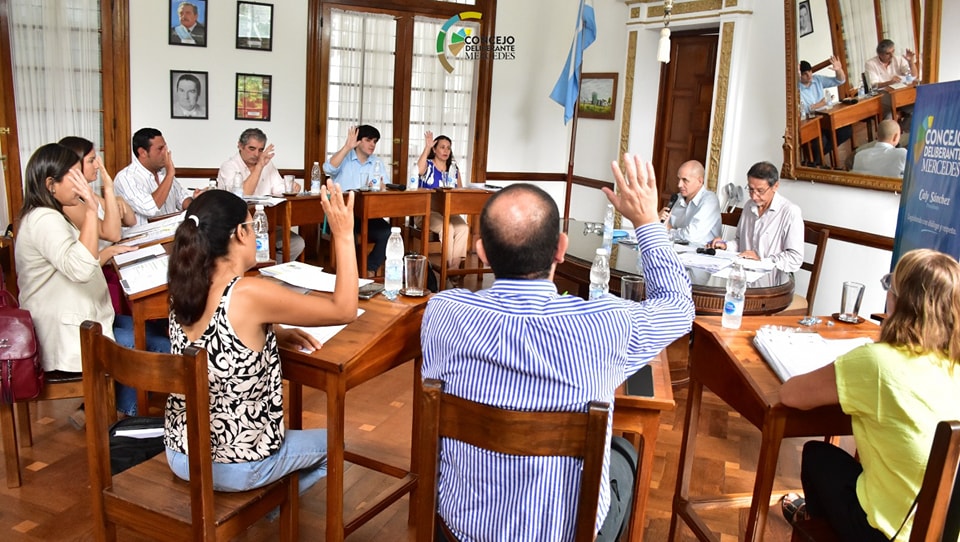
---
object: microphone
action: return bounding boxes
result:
[661,193,680,223]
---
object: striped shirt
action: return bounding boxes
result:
[421,223,694,542]
[114,156,190,227]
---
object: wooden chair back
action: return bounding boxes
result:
[780,225,830,316]
[416,378,610,542]
[80,321,298,541]
[792,420,960,542]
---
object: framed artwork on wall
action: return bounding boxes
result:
[169,0,207,47]
[798,0,814,38]
[236,73,272,121]
[170,70,209,119]
[236,1,273,51]
[578,73,618,120]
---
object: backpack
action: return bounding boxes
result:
[0,284,43,404]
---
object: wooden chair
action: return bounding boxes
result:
[779,225,830,316]
[80,320,298,541]
[792,420,960,542]
[416,378,610,542]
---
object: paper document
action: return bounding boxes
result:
[119,255,170,295]
[243,195,286,207]
[114,427,164,439]
[113,244,165,266]
[712,265,767,283]
[735,257,776,271]
[119,213,184,247]
[259,261,373,292]
[753,326,873,382]
[677,252,735,273]
[280,308,365,346]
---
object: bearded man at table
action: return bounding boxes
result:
[421,156,694,542]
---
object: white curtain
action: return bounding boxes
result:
[326,10,398,167]
[837,0,875,85]
[10,0,102,175]
[409,17,477,183]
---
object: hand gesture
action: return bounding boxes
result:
[904,48,916,61]
[424,130,434,150]
[164,149,176,177]
[706,238,727,250]
[829,55,842,72]
[344,126,360,150]
[319,178,355,237]
[66,168,96,211]
[603,154,659,226]
[94,154,114,190]
[259,144,276,167]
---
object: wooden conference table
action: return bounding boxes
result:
[668,315,880,542]
[555,219,795,315]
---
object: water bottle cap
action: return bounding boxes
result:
[390,227,401,233]
[255,204,264,210]
[596,248,608,256]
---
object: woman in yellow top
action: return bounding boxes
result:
[780,248,960,540]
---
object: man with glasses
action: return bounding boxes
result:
[865,39,917,91]
[706,161,804,272]
[658,160,721,244]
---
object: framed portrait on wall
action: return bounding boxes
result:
[236,1,273,51]
[236,73,272,121]
[798,0,814,38]
[169,0,207,47]
[578,73,618,120]
[170,70,209,119]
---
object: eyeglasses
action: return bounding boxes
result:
[747,185,772,196]
[880,272,895,294]
[231,220,254,237]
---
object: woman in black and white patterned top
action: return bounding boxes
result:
[164,180,359,492]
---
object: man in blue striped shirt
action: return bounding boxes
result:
[421,154,695,541]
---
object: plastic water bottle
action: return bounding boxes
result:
[310,162,321,195]
[602,203,614,251]
[233,172,245,197]
[447,162,459,188]
[369,161,383,192]
[588,248,610,300]
[253,204,270,262]
[384,227,404,300]
[721,263,747,329]
[406,164,419,192]
[208,179,217,191]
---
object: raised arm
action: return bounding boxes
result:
[96,155,123,241]
[418,130,434,176]
[323,125,359,174]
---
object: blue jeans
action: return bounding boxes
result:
[112,315,171,416]
[165,429,328,494]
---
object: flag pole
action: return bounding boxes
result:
[562,1,586,221]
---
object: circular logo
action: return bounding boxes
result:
[437,11,482,73]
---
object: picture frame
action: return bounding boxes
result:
[798,0,814,38]
[170,70,209,120]
[578,73,618,120]
[235,73,272,121]
[236,1,273,51]
[168,0,207,47]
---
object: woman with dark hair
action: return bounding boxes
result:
[164,180,358,493]
[57,136,135,244]
[14,143,147,420]
[779,248,960,539]
[416,131,469,275]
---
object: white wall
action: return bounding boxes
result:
[128,1,307,169]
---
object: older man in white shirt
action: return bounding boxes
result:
[658,160,721,244]
[852,120,907,178]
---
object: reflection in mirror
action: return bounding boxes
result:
[782,0,940,192]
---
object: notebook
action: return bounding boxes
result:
[753,326,873,382]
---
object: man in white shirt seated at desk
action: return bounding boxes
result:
[217,128,304,261]
[658,160,721,244]
[865,39,917,91]
[115,127,196,227]
[852,120,907,178]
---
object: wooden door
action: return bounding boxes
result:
[652,32,718,204]
[0,0,23,228]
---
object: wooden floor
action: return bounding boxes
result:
[0,353,849,541]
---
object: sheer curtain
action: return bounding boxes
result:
[10,0,101,174]
[837,0,874,84]
[409,17,477,182]
[326,9,398,167]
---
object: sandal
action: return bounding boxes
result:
[780,493,809,525]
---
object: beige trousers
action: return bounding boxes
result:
[417,211,469,269]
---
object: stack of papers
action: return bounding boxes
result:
[753,325,873,382]
[676,246,738,273]
[119,254,169,295]
[259,261,373,292]
[280,308,365,348]
[119,213,185,246]
[243,195,286,206]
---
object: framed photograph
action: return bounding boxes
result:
[236,73,272,121]
[236,1,273,51]
[798,0,814,38]
[578,73,618,120]
[169,0,207,47]
[170,70,209,119]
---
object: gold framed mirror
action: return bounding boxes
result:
[782,0,942,192]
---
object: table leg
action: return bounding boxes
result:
[669,378,703,541]
[359,218,369,276]
[829,128,839,169]
[440,209,451,288]
[325,372,347,542]
[132,309,149,415]
[743,412,787,542]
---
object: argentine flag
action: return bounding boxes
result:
[549,0,597,124]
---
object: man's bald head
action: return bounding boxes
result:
[677,160,705,201]
[878,119,901,144]
[479,184,560,279]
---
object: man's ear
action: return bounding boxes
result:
[476,238,489,267]
[554,232,568,264]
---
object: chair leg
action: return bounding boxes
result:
[1,401,22,487]
[16,401,33,447]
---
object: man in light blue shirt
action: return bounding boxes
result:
[799,57,851,165]
[658,160,721,244]
[323,125,392,275]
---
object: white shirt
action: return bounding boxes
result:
[217,153,284,196]
[667,188,722,244]
[114,156,190,227]
[852,142,906,177]
[865,55,912,87]
[726,191,804,272]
